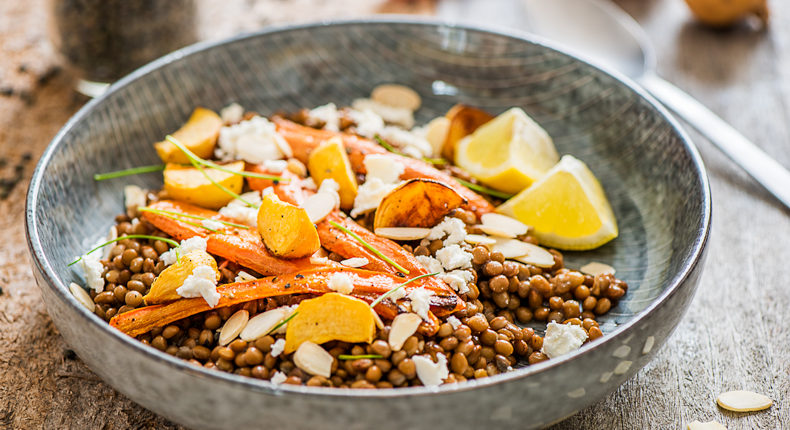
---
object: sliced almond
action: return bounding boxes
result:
[476,224,515,238]
[481,213,529,237]
[371,84,422,111]
[303,192,336,223]
[218,309,249,346]
[240,307,290,341]
[464,234,496,246]
[716,390,772,412]
[513,243,555,268]
[580,261,616,277]
[69,282,95,312]
[492,238,535,259]
[388,312,423,351]
[687,421,727,430]
[293,341,333,378]
[424,117,451,156]
[374,227,431,241]
[340,257,369,268]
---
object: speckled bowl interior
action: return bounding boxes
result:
[26,19,710,430]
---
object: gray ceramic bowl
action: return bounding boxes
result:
[26,19,710,430]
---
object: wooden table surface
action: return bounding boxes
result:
[1,0,787,428]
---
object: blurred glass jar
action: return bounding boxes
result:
[48,0,198,91]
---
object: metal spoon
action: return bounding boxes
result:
[438,0,790,209]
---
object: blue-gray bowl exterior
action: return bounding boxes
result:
[26,20,710,430]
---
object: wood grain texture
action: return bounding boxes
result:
[0,0,786,429]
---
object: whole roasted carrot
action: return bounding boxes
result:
[272,117,495,218]
[110,268,460,337]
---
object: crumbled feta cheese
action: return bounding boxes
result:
[234,270,257,282]
[317,178,341,208]
[263,159,288,173]
[160,236,208,266]
[377,126,433,158]
[446,315,462,330]
[176,264,220,307]
[123,185,147,215]
[439,270,473,294]
[270,370,287,385]
[413,354,449,387]
[218,205,258,227]
[216,116,289,164]
[328,272,354,295]
[227,191,263,207]
[427,217,467,246]
[78,253,105,293]
[307,103,340,131]
[220,103,244,123]
[436,244,473,271]
[541,322,589,359]
[340,257,369,268]
[301,177,317,191]
[408,287,435,321]
[347,108,386,138]
[363,154,404,184]
[415,255,443,274]
[352,98,414,129]
[201,219,225,231]
[271,338,286,357]
[350,177,399,217]
[261,187,274,196]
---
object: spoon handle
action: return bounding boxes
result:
[639,73,790,209]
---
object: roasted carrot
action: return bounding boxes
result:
[142,200,332,276]
[110,268,459,337]
[272,117,495,217]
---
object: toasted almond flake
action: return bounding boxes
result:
[716,390,772,412]
[374,227,431,241]
[371,309,385,330]
[303,192,336,223]
[463,234,496,246]
[239,307,290,341]
[491,238,535,259]
[371,84,421,111]
[388,313,423,351]
[218,310,249,346]
[476,224,515,238]
[69,282,95,312]
[687,420,727,430]
[481,213,528,237]
[293,341,333,378]
[513,243,555,268]
[340,257,369,268]
[234,270,257,282]
[580,261,616,277]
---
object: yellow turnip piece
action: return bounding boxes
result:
[257,194,320,259]
[155,107,223,164]
[163,161,244,209]
[143,250,220,305]
[284,293,376,353]
[307,136,358,210]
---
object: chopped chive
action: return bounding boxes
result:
[454,178,514,200]
[69,234,179,266]
[329,220,409,274]
[422,157,447,165]
[187,158,258,208]
[165,135,287,182]
[375,135,447,165]
[93,164,166,181]
[337,354,383,360]
[268,311,298,335]
[369,272,439,308]
[139,207,250,230]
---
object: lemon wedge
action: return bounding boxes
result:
[454,107,558,194]
[497,155,618,250]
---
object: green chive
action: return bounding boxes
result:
[337,354,383,360]
[69,234,179,266]
[93,164,166,181]
[329,220,409,274]
[268,311,298,335]
[422,157,447,165]
[369,272,438,308]
[455,178,514,200]
[139,207,250,230]
[165,135,287,182]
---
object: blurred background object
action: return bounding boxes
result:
[684,0,768,28]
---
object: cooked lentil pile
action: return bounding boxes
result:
[74,88,626,388]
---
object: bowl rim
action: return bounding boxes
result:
[25,16,711,399]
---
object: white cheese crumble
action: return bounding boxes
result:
[352,98,414,129]
[269,370,287,385]
[340,257,369,268]
[301,177,317,191]
[218,205,257,227]
[123,185,147,215]
[261,187,275,196]
[439,270,473,295]
[435,244,473,271]
[234,270,257,282]
[201,219,225,231]
[317,178,341,208]
[78,253,105,293]
[220,103,244,123]
[307,103,340,131]
[415,255,443,274]
[541,322,589,359]
[263,159,288,174]
[413,354,449,387]
[176,264,220,308]
[446,315,462,330]
[160,236,208,266]
[363,154,404,184]
[407,287,435,321]
[216,116,290,164]
[427,217,467,246]
[377,126,433,158]
[328,272,354,295]
[270,338,286,357]
[350,177,398,218]
[347,108,385,138]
